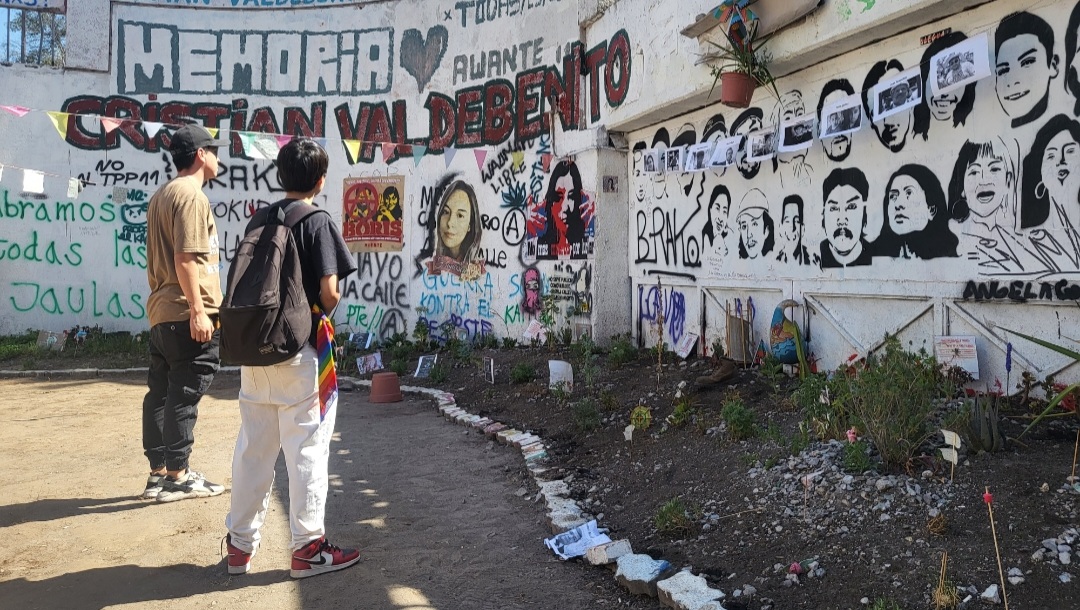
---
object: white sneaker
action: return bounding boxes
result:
[157,470,225,503]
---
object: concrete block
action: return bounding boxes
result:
[511,433,540,448]
[471,417,493,429]
[615,554,676,598]
[657,571,725,609]
[496,429,522,444]
[523,449,548,461]
[483,422,507,436]
[586,539,633,565]
[537,480,570,497]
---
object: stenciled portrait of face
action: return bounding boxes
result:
[436,183,479,262]
[650,128,670,199]
[731,107,764,180]
[994,11,1059,128]
[824,182,866,255]
[1067,2,1080,115]
[817,79,855,163]
[632,142,648,204]
[1040,128,1080,214]
[958,139,1016,222]
[1021,115,1080,229]
[863,60,912,153]
[779,197,803,247]
[887,175,933,236]
[736,189,773,260]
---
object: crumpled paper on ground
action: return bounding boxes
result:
[544,520,611,560]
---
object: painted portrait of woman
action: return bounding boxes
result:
[876,164,959,259]
[1020,114,1080,269]
[948,137,1018,238]
[539,160,588,259]
[431,180,483,277]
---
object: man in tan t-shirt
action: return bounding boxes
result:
[140,124,228,503]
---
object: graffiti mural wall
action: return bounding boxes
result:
[0,0,629,343]
[625,0,1080,376]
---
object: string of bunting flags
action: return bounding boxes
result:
[0,103,540,191]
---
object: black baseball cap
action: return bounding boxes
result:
[168,124,228,153]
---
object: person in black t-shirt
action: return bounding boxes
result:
[224,138,361,579]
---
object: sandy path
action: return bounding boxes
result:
[0,376,620,610]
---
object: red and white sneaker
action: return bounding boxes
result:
[290,537,360,579]
[222,535,254,575]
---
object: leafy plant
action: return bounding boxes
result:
[667,396,697,429]
[428,363,448,383]
[759,352,784,385]
[959,393,1006,453]
[476,333,500,350]
[559,326,573,346]
[792,372,851,442]
[998,326,1080,438]
[721,396,755,441]
[550,382,572,404]
[573,334,600,388]
[501,337,518,349]
[834,337,942,471]
[389,358,408,376]
[710,336,726,360]
[411,315,430,347]
[572,398,600,433]
[703,16,780,99]
[654,498,693,535]
[608,333,639,367]
[509,362,536,384]
[842,440,876,474]
[868,599,903,610]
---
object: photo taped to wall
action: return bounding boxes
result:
[685,142,713,172]
[929,31,991,96]
[745,128,778,163]
[778,114,816,153]
[665,145,686,173]
[708,135,741,168]
[820,93,864,139]
[873,67,923,121]
[642,148,661,174]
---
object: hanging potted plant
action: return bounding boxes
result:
[704,2,780,108]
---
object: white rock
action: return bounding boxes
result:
[1060,573,1072,583]
[1059,552,1072,565]
[980,584,1000,603]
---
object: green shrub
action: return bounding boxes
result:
[842,439,875,473]
[389,358,408,376]
[501,337,518,349]
[608,333,638,367]
[654,498,693,535]
[793,373,852,442]
[667,397,697,428]
[477,333,500,350]
[428,363,448,383]
[868,599,904,610]
[558,326,573,346]
[510,362,536,384]
[721,397,755,441]
[572,398,600,433]
[711,336,726,360]
[837,337,942,470]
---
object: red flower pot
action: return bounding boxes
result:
[719,71,756,108]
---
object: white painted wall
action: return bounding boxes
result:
[0,0,627,347]
[608,0,1080,385]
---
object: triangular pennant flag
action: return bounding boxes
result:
[207,127,220,138]
[444,146,458,168]
[413,144,427,167]
[314,137,327,149]
[100,117,122,134]
[67,177,81,199]
[276,134,293,148]
[381,142,396,163]
[511,150,525,171]
[143,121,163,138]
[473,149,488,170]
[23,169,45,194]
[343,140,362,164]
[239,132,279,161]
[1,105,30,117]
[46,111,69,140]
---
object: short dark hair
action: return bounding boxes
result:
[862,59,904,119]
[823,167,869,203]
[782,194,804,221]
[276,138,328,193]
[1021,114,1080,228]
[172,149,198,172]
[995,12,1054,62]
[916,31,977,136]
[1066,3,1080,114]
[817,78,855,121]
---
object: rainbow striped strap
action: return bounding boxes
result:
[313,305,337,422]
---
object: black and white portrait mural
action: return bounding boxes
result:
[628,1,1080,290]
[995,11,1059,129]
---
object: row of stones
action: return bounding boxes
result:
[379,379,734,610]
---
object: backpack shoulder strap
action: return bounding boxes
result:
[282,203,326,229]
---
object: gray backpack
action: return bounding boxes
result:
[220,199,322,366]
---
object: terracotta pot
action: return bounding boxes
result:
[369,371,403,403]
[719,71,756,108]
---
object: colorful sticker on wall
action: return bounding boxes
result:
[524,160,595,261]
[342,176,405,253]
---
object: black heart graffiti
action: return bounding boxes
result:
[400,26,449,94]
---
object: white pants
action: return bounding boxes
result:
[226,345,336,553]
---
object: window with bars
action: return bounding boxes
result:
[2,8,66,67]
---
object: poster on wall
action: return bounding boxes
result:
[665,146,686,173]
[745,128,778,163]
[643,148,663,174]
[928,31,990,96]
[341,176,404,253]
[426,180,487,280]
[934,336,980,380]
[684,142,713,172]
[819,94,864,139]
[708,135,742,168]
[524,160,596,261]
[872,67,922,121]
[778,114,816,153]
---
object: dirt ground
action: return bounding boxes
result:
[0,375,647,610]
